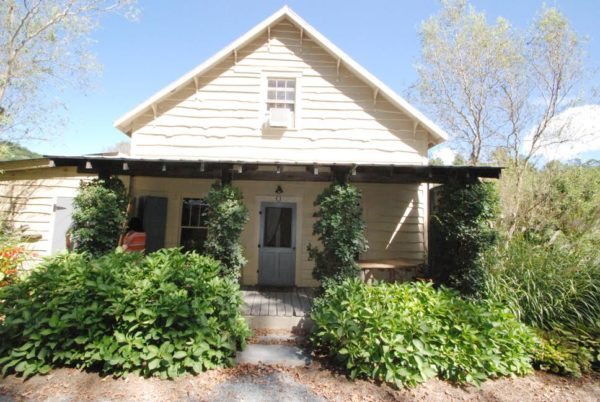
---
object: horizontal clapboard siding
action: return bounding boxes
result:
[0,168,125,266]
[130,19,429,164]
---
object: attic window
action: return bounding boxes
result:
[267,79,296,112]
[266,78,296,128]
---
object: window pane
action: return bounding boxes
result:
[285,91,294,101]
[190,202,199,226]
[277,91,285,100]
[199,204,208,226]
[268,80,276,88]
[181,199,191,226]
[277,80,285,88]
[287,80,295,88]
[267,90,276,100]
[180,228,207,253]
[263,207,292,247]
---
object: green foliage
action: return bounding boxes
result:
[203,183,249,278]
[428,179,499,296]
[310,279,535,388]
[531,328,598,377]
[484,234,599,375]
[0,243,26,287]
[71,177,128,257]
[307,183,368,282]
[0,248,250,378]
[0,142,41,161]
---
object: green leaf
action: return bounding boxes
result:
[173,351,187,360]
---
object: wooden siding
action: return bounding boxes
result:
[0,168,98,262]
[130,19,429,164]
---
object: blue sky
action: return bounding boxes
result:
[25,0,600,159]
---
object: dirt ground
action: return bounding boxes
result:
[0,362,598,402]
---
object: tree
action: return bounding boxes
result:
[204,183,249,278]
[307,182,368,283]
[0,141,40,161]
[415,1,590,167]
[0,0,138,142]
[71,177,128,257]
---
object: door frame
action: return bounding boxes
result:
[49,196,75,254]
[258,201,297,286]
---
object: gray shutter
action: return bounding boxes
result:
[138,196,168,253]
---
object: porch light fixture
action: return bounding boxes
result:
[122,162,129,171]
[200,161,205,172]
[351,165,357,176]
[234,164,243,173]
[85,161,92,170]
[161,163,167,172]
[276,164,281,174]
[313,165,319,175]
[275,185,283,201]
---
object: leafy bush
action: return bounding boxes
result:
[204,183,249,278]
[310,279,535,388]
[307,183,368,282]
[532,328,597,377]
[484,235,600,375]
[0,248,250,378]
[71,177,128,257]
[0,244,26,287]
[428,179,499,296]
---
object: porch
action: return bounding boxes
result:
[241,288,315,331]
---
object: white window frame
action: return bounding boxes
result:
[260,70,302,130]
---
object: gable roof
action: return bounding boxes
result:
[114,6,448,145]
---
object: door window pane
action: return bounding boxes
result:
[263,207,292,247]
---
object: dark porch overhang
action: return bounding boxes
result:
[45,155,502,184]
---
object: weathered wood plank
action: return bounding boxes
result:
[275,292,285,316]
[283,291,293,317]
[291,290,303,317]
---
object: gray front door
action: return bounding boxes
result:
[51,197,74,253]
[259,202,296,286]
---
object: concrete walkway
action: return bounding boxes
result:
[205,371,325,402]
[236,344,311,367]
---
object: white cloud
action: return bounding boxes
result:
[429,146,458,165]
[524,104,600,161]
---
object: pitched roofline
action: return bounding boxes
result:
[114,5,448,145]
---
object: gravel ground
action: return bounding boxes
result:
[0,363,598,402]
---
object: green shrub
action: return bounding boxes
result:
[310,279,535,388]
[204,183,249,278]
[71,177,128,257]
[484,235,600,375]
[428,179,499,296]
[531,328,597,377]
[0,248,250,378]
[307,183,368,282]
[485,236,600,332]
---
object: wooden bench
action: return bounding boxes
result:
[358,258,423,283]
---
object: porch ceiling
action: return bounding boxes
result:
[45,155,502,184]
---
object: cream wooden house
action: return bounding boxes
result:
[0,7,499,287]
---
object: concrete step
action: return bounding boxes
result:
[244,315,313,332]
[236,344,312,367]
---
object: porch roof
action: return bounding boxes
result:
[45,155,502,184]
